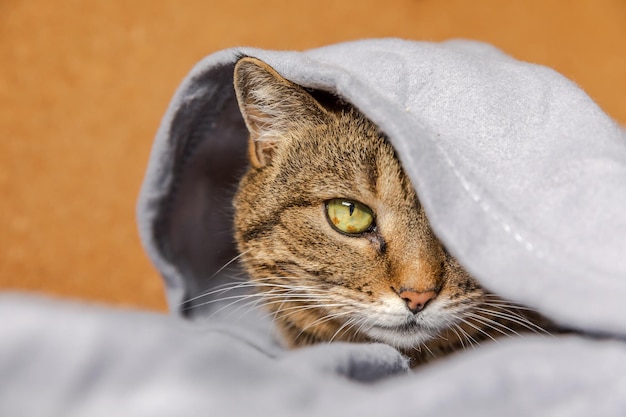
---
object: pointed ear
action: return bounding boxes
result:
[233,57,330,168]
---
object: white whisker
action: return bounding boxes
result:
[465,312,520,338]
[421,341,437,359]
[452,314,498,344]
[474,307,550,335]
[452,323,479,349]
[180,249,254,305]
[481,300,538,312]
[448,325,466,350]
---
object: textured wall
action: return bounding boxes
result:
[1,0,625,311]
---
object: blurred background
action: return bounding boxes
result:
[1,0,625,312]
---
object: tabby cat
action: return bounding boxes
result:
[231,56,549,367]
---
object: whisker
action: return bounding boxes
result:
[452,323,479,349]
[273,302,347,317]
[452,314,498,344]
[186,292,267,311]
[226,294,341,321]
[350,317,372,342]
[448,325,466,350]
[210,248,252,279]
[474,307,550,335]
[345,315,373,343]
[481,301,539,312]
[180,249,254,305]
[464,312,520,338]
[183,282,330,309]
[204,290,333,321]
[204,293,272,318]
[181,274,334,308]
[300,306,354,327]
[180,281,260,307]
[421,341,437,359]
[205,287,323,316]
[329,316,359,343]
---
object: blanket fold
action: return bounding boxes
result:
[139,38,626,335]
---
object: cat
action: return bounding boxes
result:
[230,56,551,367]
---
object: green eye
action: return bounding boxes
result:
[326,199,375,235]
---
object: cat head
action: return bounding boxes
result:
[231,57,521,358]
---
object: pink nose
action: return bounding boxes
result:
[398,289,437,314]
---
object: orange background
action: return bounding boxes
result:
[1,0,625,312]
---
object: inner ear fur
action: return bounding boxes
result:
[233,56,331,168]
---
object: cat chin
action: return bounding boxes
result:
[364,324,439,350]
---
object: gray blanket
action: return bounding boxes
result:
[2,39,626,416]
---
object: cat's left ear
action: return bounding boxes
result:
[233,57,331,168]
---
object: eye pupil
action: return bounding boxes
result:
[343,201,356,216]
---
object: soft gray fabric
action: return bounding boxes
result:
[2,39,626,416]
[2,295,626,416]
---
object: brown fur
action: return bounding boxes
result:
[232,57,550,367]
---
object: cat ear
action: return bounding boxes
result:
[233,57,330,168]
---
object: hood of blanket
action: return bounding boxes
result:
[137,38,626,335]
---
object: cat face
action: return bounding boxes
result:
[231,57,543,363]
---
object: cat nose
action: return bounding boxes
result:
[397,289,437,314]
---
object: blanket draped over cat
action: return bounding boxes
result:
[2,39,626,416]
